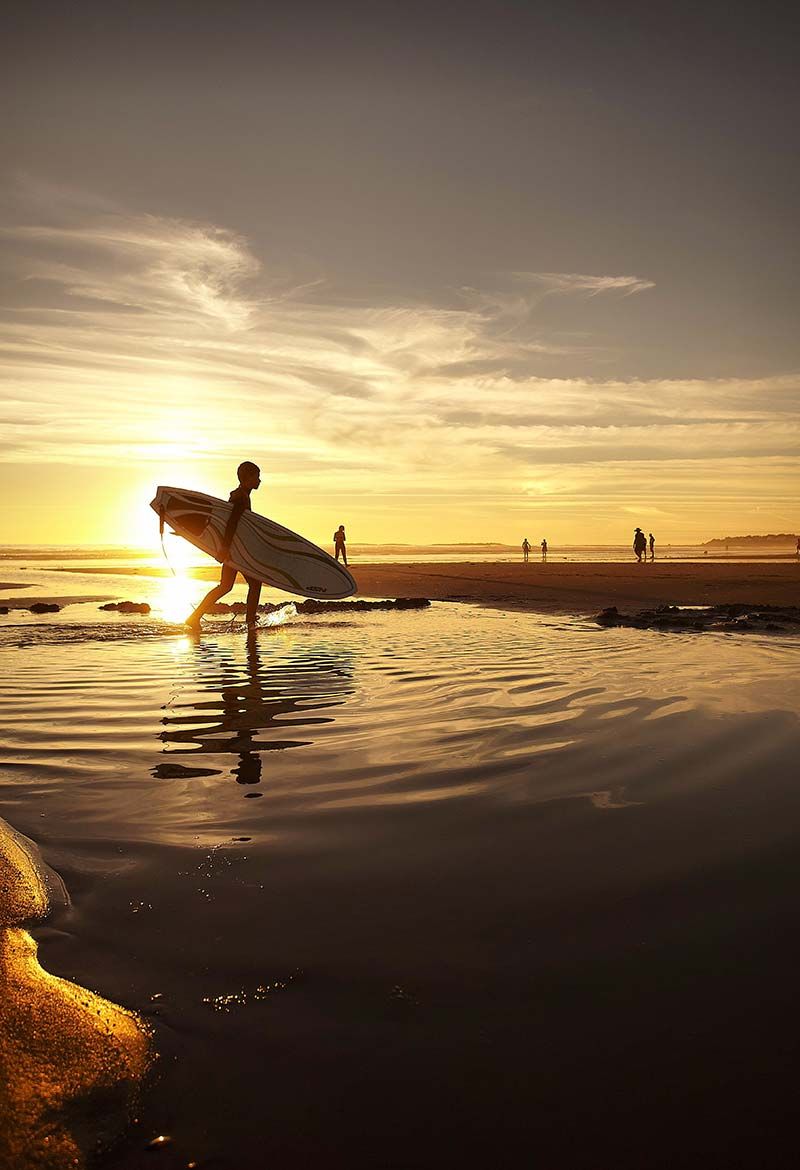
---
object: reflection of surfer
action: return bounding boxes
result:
[334,525,348,566]
[186,463,262,631]
[154,637,356,788]
[229,632,262,785]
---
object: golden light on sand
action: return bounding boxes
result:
[0,818,151,1169]
[0,928,151,1170]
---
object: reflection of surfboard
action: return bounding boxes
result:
[150,486,356,600]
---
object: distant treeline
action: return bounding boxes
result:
[703,534,798,547]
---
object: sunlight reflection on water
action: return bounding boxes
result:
[0,604,797,850]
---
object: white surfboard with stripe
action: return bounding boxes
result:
[150,486,356,599]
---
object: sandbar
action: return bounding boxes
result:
[351,560,800,613]
[50,560,799,614]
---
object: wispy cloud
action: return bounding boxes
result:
[0,193,796,541]
[10,218,261,329]
[510,271,656,297]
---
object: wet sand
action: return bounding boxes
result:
[0,594,115,609]
[48,559,799,614]
[0,818,150,1169]
[352,560,800,612]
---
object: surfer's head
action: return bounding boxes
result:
[237,461,261,490]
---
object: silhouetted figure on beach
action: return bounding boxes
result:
[522,538,531,563]
[796,537,800,559]
[633,528,647,562]
[541,538,548,561]
[649,532,655,561]
[334,525,348,565]
[185,462,262,631]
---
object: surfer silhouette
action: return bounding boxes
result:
[186,462,262,631]
[541,538,548,561]
[334,525,348,566]
[522,538,530,563]
[633,527,647,563]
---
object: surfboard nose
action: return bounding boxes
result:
[150,487,171,514]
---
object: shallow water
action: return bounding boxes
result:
[1,602,800,1168]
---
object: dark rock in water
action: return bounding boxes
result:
[595,606,621,626]
[296,597,430,614]
[596,603,800,634]
[28,602,60,614]
[0,606,8,615]
[99,601,152,614]
[152,762,221,780]
[208,597,430,616]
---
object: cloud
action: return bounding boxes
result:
[0,193,796,541]
[10,217,261,329]
[510,271,656,297]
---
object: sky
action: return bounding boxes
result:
[1,1,798,546]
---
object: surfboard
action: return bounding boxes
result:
[150,486,356,599]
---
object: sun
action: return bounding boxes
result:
[152,532,205,623]
[161,532,202,572]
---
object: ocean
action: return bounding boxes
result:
[1,556,799,1167]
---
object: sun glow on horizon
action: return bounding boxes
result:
[0,195,797,547]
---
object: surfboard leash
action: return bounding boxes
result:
[158,506,206,622]
[158,506,178,579]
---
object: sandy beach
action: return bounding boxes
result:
[36,558,799,615]
[353,559,799,612]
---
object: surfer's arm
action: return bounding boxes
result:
[220,499,247,559]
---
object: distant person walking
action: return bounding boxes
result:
[649,532,655,561]
[522,538,531,564]
[186,461,262,631]
[633,527,647,563]
[541,538,548,561]
[334,525,348,566]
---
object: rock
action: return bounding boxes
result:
[28,602,60,614]
[595,603,800,634]
[207,597,431,616]
[0,817,150,1169]
[0,607,8,615]
[99,601,151,614]
[295,597,430,614]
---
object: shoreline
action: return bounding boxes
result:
[31,559,799,616]
[351,560,800,613]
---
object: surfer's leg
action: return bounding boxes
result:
[186,564,237,627]
[244,576,261,628]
